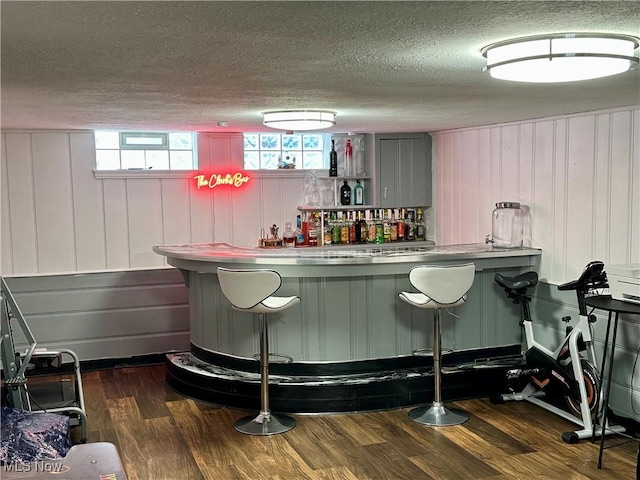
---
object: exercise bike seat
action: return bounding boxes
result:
[557,260,608,292]
[494,271,538,292]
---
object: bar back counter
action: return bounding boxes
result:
[154,242,541,413]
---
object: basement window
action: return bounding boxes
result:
[243,133,328,170]
[94,131,197,171]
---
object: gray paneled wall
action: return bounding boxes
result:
[4,269,189,361]
[188,267,525,362]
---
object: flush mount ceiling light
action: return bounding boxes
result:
[262,110,336,131]
[482,33,639,83]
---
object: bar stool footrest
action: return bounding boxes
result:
[252,352,293,363]
[412,347,454,356]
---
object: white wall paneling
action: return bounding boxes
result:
[70,133,107,271]
[1,131,305,275]
[434,106,640,420]
[434,106,639,284]
[2,133,38,273]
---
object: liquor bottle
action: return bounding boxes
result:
[358,211,368,243]
[296,214,306,246]
[389,209,398,242]
[348,211,357,244]
[383,209,391,242]
[375,210,384,244]
[340,212,350,244]
[323,213,332,246]
[416,208,426,241]
[354,179,364,205]
[283,222,296,248]
[367,210,376,243]
[329,140,338,177]
[340,180,352,206]
[331,212,341,245]
[397,208,405,241]
[405,208,415,241]
[345,139,353,177]
[308,212,319,246]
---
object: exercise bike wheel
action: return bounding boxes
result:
[564,359,601,420]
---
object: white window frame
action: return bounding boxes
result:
[93,130,197,177]
[243,132,330,170]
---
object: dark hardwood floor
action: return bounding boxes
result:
[68,364,638,479]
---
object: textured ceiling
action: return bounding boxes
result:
[1,1,639,134]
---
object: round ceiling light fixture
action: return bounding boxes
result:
[482,33,639,83]
[262,110,336,131]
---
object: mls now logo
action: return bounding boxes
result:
[3,461,69,473]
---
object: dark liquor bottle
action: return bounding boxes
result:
[358,211,368,243]
[416,208,426,241]
[340,180,351,205]
[329,140,338,177]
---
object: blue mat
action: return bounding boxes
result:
[1,406,71,464]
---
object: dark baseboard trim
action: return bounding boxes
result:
[166,344,524,414]
[22,353,169,378]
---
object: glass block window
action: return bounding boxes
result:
[95,131,197,170]
[243,133,327,170]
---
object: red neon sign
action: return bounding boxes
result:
[194,172,250,189]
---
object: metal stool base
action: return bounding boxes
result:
[234,412,296,436]
[408,402,469,427]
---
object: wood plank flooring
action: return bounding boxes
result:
[68,364,637,479]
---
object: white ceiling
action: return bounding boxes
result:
[1,1,639,134]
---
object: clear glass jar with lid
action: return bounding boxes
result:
[485,202,524,248]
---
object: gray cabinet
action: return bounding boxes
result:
[373,133,432,208]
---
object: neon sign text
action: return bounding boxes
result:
[194,173,250,189]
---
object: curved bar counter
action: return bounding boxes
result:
[154,242,541,413]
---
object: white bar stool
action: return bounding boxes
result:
[217,267,300,435]
[399,263,475,426]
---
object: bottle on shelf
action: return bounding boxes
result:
[354,179,364,206]
[329,140,338,177]
[323,213,332,246]
[397,208,405,241]
[308,212,319,246]
[416,208,426,241]
[283,222,295,248]
[390,209,398,242]
[367,210,376,243]
[296,214,307,247]
[383,209,391,243]
[375,210,384,244]
[349,211,357,244]
[340,212,350,244]
[340,180,352,206]
[405,208,415,241]
[345,139,353,177]
[331,212,341,245]
[358,211,368,244]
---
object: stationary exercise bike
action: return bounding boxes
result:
[491,261,624,443]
